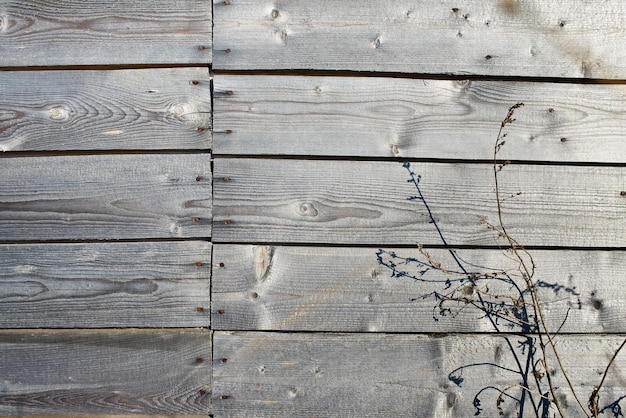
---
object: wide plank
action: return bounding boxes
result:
[0,68,211,151]
[0,241,210,328]
[214,331,626,417]
[0,1,211,66]
[0,153,211,240]
[0,329,211,415]
[214,75,626,162]
[214,0,626,78]
[212,245,624,333]
[212,159,626,247]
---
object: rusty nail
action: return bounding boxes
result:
[485,55,492,60]
[217,309,225,315]
[219,262,225,267]
[452,7,458,12]
[195,261,203,267]
[194,217,200,222]
[197,127,204,132]
[198,45,206,51]
[225,129,233,135]
[224,219,232,225]
[191,80,199,85]
[225,48,231,53]
[199,389,206,395]
[227,90,233,95]
[196,307,203,312]
[548,108,554,113]
[196,176,201,182]
[221,358,228,363]
[196,357,203,363]
[223,177,230,182]
[560,137,567,142]
[620,191,626,196]
[221,395,229,400]
[224,0,230,4]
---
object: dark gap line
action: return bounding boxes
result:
[209,241,626,252]
[0,237,212,245]
[209,329,626,337]
[0,149,212,158]
[0,327,212,332]
[213,69,626,85]
[212,154,626,168]
[0,63,211,72]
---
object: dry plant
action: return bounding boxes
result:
[377,103,626,417]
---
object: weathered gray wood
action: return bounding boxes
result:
[213,159,626,247]
[0,1,211,66]
[214,75,626,162]
[0,154,211,240]
[212,245,624,333]
[214,331,626,417]
[0,68,211,151]
[0,329,211,415]
[214,0,626,78]
[0,241,210,328]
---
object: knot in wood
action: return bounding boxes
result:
[298,202,319,217]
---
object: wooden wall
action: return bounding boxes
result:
[2,0,626,416]
[0,1,212,416]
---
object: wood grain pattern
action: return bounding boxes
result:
[0,1,211,66]
[214,75,626,162]
[0,153,211,241]
[214,331,626,417]
[0,68,211,151]
[0,329,211,415]
[0,241,210,328]
[214,0,626,78]
[212,245,623,333]
[212,158,626,247]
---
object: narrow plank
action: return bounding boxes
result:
[212,159,626,247]
[214,0,626,78]
[214,331,626,417]
[214,75,626,162]
[0,329,211,415]
[0,154,211,240]
[0,68,211,152]
[212,245,624,333]
[0,241,210,328]
[0,1,211,66]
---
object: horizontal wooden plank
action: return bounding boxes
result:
[214,0,626,78]
[0,68,211,152]
[0,241,210,328]
[212,245,624,333]
[0,1,211,66]
[214,75,626,162]
[212,159,626,247]
[0,154,211,240]
[0,329,211,415]
[214,331,626,417]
